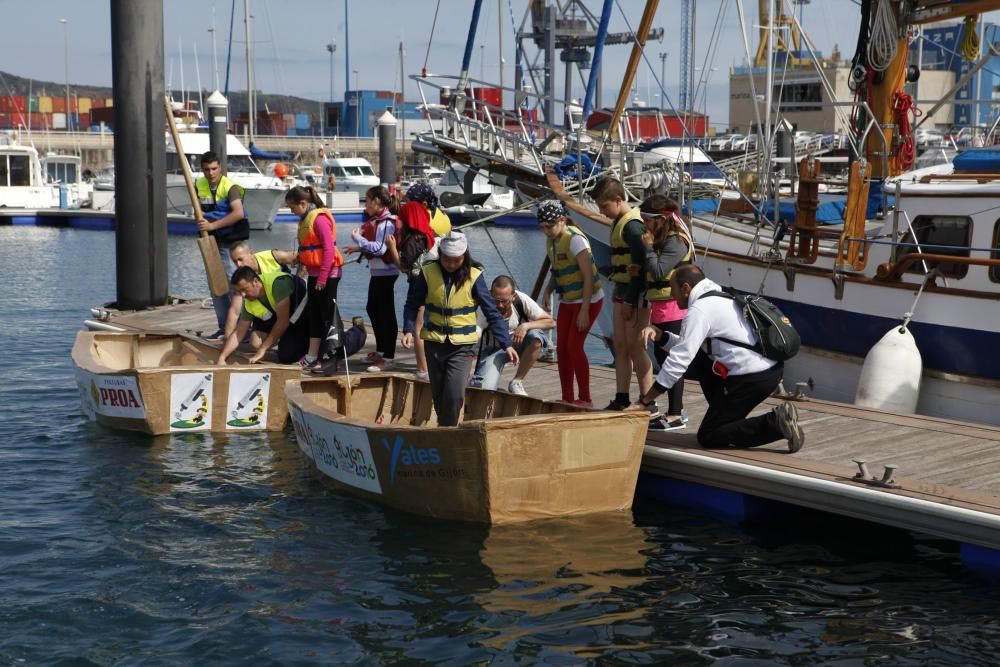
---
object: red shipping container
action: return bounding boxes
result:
[79,112,90,128]
[90,107,114,128]
[11,95,26,113]
[52,97,66,113]
[0,113,11,129]
[28,112,45,128]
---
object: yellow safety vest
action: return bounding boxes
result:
[609,207,643,284]
[420,262,482,345]
[547,226,600,302]
[430,208,452,236]
[254,250,283,275]
[646,231,694,301]
[242,272,291,322]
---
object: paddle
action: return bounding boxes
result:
[163,98,229,297]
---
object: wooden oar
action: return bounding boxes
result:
[163,98,229,297]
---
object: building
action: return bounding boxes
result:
[327,90,430,138]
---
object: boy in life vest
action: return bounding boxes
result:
[591,177,654,412]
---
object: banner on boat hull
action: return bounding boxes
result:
[169,373,214,432]
[76,370,146,421]
[289,402,384,495]
[225,372,272,430]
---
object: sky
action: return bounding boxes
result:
[0,0,987,129]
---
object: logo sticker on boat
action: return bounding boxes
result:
[77,371,146,420]
[289,406,383,495]
[226,372,271,430]
[169,373,214,431]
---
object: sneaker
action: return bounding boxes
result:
[304,359,325,374]
[775,401,805,453]
[203,329,225,341]
[507,378,528,396]
[572,400,593,409]
[366,357,394,373]
[414,370,429,381]
[648,415,686,432]
[645,402,660,416]
[298,355,317,369]
[365,351,382,362]
[604,396,630,411]
[679,409,689,425]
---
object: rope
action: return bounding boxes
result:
[867,0,898,72]
[893,90,918,171]
[900,270,936,332]
[422,0,443,76]
[961,15,981,61]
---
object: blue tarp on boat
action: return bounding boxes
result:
[685,185,892,225]
[249,143,291,160]
[952,148,1000,172]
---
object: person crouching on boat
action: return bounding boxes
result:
[345,186,400,372]
[223,240,297,342]
[401,231,518,427]
[217,266,309,365]
[626,264,804,451]
[537,201,604,407]
[287,185,344,374]
[629,195,694,431]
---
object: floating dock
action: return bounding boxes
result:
[87,299,1000,566]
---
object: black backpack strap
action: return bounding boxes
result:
[699,290,761,354]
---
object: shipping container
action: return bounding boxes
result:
[78,97,92,114]
[78,112,90,128]
[295,113,310,129]
[52,97,66,114]
[0,113,11,129]
[52,112,67,129]
[90,107,114,128]
[106,98,114,107]
[38,96,53,114]
[28,97,38,113]
[28,112,45,129]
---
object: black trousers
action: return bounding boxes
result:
[307,275,341,357]
[425,340,475,427]
[653,319,685,415]
[689,351,784,449]
[367,274,398,359]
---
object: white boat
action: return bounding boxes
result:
[434,162,518,219]
[42,152,93,208]
[322,157,379,195]
[412,0,1000,427]
[0,135,59,209]
[166,129,285,231]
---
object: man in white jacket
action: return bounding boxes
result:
[629,264,804,452]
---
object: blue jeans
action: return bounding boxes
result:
[211,245,236,330]
[473,329,549,391]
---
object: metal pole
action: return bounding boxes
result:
[327,41,336,138]
[210,7,220,92]
[544,3,555,126]
[498,0,505,93]
[244,0,254,141]
[60,18,71,131]
[110,0,167,309]
[399,41,406,166]
[344,0,350,96]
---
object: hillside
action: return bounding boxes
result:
[0,69,324,118]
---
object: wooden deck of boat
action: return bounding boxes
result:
[92,299,1000,550]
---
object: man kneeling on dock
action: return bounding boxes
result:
[217,266,309,365]
[627,264,805,452]
[223,241,298,340]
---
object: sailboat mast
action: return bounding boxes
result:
[244,0,254,141]
[763,0,774,178]
[608,0,660,141]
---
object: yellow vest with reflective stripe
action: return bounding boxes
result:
[420,263,482,345]
[242,272,289,322]
[546,227,600,302]
[646,231,694,301]
[254,250,283,275]
[609,207,642,284]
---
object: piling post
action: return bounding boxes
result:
[111,0,167,309]
[377,109,397,188]
[207,91,228,172]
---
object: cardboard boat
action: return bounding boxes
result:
[73,331,300,435]
[286,373,649,524]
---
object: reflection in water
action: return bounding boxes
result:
[477,512,651,652]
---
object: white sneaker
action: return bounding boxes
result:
[507,378,528,396]
[366,357,394,373]
[414,370,429,381]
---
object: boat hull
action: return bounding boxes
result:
[73,331,299,435]
[286,374,649,524]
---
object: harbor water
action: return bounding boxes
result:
[3,224,1000,664]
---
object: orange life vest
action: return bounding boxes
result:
[297,207,343,269]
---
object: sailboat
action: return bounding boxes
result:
[414,0,1000,427]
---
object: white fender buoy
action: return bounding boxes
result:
[854,326,922,413]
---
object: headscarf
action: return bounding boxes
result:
[405,183,438,212]
[536,200,568,225]
[397,201,436,249]
[438,231,469,257]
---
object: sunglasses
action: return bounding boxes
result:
[494,296,514,304]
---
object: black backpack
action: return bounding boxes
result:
[704,290,800,361]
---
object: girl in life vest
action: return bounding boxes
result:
[633,194,694,430]
[538,201,605,407]
[345,186,400,371]
[287,185,343,373]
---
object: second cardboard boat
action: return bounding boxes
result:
[286,373,649,524]
[73,330,300,434]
